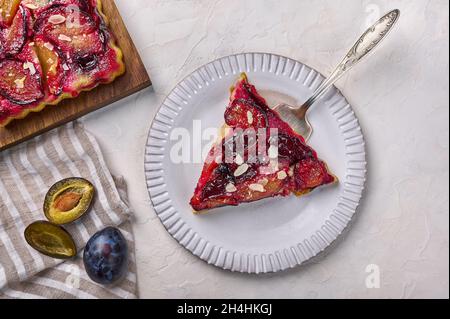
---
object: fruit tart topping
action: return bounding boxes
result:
[0,58,43,104]
[48,13,65,24]
[23,61,36,74]
[190,74,337,212]
[233,163,249,177]
[0,5,27,58]
[35,36,63,95]
[225,183,237,193]
[57,33,71,42]
[0,0,21,26]
[249,183,265,193]
[247,110,253,125]
[277,170,288,180]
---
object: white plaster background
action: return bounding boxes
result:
[80,0,449,298]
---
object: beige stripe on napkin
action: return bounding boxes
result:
[0,122,137,299]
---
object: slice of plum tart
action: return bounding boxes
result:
[0,0,125,127]
[190,73,337,213]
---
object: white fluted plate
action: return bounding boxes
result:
[145,53,366,273]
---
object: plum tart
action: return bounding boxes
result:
[0,0,125,126]
[190,73,337,213]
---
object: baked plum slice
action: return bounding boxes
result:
[0,58,44,105]
[0,5,29,58]
[22,0,90,16]
[34,36,66,95]
[34,5,104,55]
[0,0,21,26]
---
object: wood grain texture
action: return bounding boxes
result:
[0,0,151,151]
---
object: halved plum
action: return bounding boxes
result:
[0,58,44,105]
[0,0,21,26]
[0,5,28,58]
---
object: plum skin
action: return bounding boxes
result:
[83,227,128,285]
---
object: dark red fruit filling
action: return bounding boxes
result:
[0,58,44,105]
[190,75,336,212]
[0,5,28,59]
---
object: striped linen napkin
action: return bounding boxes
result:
[0,121,137,299]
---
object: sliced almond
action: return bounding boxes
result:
[288,166,295,177]
[249,183,265,192]
[44,42,54,51]
[247,111,254,125]
[259,178,269,186]
[234,163,249,177]
[14,77,26,89]
[62,64,70,71]
[225,183,237,193]
[23,62,36,75]
[48,14,66,25]
[277,171,288,180]
[24,3,38,10]
[58,34,72,42]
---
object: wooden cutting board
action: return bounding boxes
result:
[0,0,151,151]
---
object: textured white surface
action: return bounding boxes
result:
[81,0,449,298]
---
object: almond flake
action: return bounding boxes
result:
[58,34,72,42]
[233,164,249,177]
[225,183,237,193]
[249,183,265,192]
[288,166,294,177]
[235,154,244,165]
[277,171,288,180]
[247,111,253,125]
[268,145,278,159]
[23,62,36,75]
[14,77,26,89]
[259,178,269,186]
[62,64,70,71]
[44,42,54,51]
[24,3,38,10]
[48,14,66,24]
[28,42,35,46]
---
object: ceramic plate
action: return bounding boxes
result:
[145,53,366,273]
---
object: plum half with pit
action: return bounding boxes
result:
[43,177,95,225]
[83,227,128,285]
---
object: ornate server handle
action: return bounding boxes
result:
[301,9,400,111]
